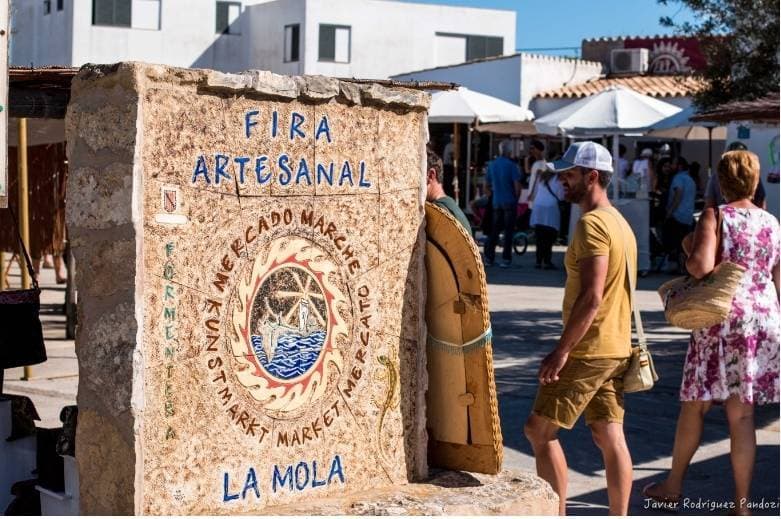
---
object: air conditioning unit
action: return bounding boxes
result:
[610,48,649,75]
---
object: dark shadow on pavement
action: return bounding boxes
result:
[570,445,780,516]
[489,304,780,513]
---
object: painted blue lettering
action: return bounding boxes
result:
[311,460,327,488]
[234,157,250,184]
[255,156,271,184]
[278,154,292,185]
[245,110,259,138]
[328,455,345,484]
[296,158,312,185]
[223,472,240,502]
[272,465,293,492]
[242,468,260,500]
[338,161,354,186]
[271,110,279,138]
[215,154,232,184]
[317,162,334,185]
[295,462,309,491]
[290,112,306,140]
[191,155,211,184]
[358,161,371,188]
[315,115,332,143]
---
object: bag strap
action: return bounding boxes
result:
[715,205,724,265]
[544,178,562,203]
[528,168,540,199]
[6,206,39,290]
[597,207,646,348]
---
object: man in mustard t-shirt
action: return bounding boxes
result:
[523,142,637,515]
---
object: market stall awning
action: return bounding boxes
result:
[534,85,682,136]
[647,105,727,140]
[429,87,534,124]
[474,120,538,135]
[9,66,78,119]
[690,92,780,123]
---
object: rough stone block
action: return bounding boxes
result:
[66,62,429,515]
[262,470,560,515]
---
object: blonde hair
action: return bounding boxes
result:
[717,150,760,202]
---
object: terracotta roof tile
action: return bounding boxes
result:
[535,74,705,99]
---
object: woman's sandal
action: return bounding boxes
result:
[642,482,682,512]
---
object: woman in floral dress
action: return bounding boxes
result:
[644,151,780,515]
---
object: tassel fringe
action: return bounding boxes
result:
[426,327,492,356]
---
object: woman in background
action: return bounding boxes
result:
[529,164,563,270]
[643,151,780,515]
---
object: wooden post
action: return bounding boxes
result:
[18,117,32,380]
[65,244,76,340]
[0,251,5,289]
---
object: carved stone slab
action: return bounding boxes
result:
[65,62,429,515]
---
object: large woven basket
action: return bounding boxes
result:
[658,261,747,330]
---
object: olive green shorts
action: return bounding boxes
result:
[532,357,631,430]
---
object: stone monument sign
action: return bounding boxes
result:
[65,63,429,514]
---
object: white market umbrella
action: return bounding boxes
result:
[429,86,534,124]
[647,106,726,140]
[647,106,726,175]
[534,85,682,198]
[429,87,534,203]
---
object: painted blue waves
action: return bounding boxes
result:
[251,331,326,380]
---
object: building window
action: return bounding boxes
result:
[466,35,503,61]
[284,24,300,63]
[44,1,51,15]
[57,0,64,11]
[319,24,350,63]
[93,0,131,27]
[216,1,241,35]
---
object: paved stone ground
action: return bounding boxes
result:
[488,245,780,516]
[3,245,779,515]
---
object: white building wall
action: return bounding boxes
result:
[518,54,602,111]
[12,0,514,77]
[247,0,306,76]
[393,55,522,105]
[393,53,602,112]
[11,0,277,71]
[10,0,73,67]
[69,0,257,72]
[725,122,780,218]
[298,0,515,79]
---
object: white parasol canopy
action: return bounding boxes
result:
[429,87,534,124]
[534,85,682,199]
[534,85,682,136]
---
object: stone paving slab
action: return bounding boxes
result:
[486,245,780,516]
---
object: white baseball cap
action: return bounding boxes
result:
[551,141,614,173]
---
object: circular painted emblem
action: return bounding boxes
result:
[230,236,348,413]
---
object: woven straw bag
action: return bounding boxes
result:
[657,208,747,330]
[658,261,746,330]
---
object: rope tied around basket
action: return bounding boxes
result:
[426,327,492,356]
